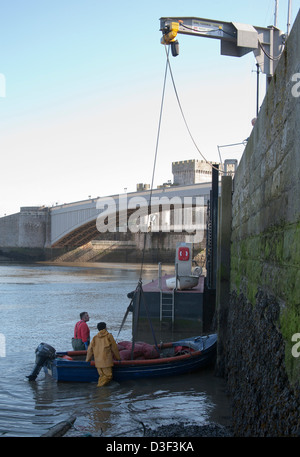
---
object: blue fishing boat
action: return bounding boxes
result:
[27,241,218,384]
[27,334,217,382]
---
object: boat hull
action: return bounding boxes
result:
[44,334,217,382]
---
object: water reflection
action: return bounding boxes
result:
[63,369,222,437]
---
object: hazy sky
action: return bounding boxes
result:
[0,0,298,215]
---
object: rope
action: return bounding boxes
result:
[163,44,224,174]
[138,46,170,281]
[138,42,248,279]
[118,49,170,342]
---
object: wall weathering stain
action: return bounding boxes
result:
[217,10,300,437]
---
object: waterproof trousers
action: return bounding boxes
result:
[72,338,85,351]
[96,367,113,387]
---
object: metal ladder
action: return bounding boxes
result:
[160,290,175,323]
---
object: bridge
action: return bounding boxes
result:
[0,182,215,254]
[51,182,211,247]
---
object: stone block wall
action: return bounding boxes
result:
[222,10,300,436]
[0,212,20,246]
[0,207,50,249]
[172,159,213,185]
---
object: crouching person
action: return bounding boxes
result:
[86,322,121,387]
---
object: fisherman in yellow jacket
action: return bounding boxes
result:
[86,322,121,387]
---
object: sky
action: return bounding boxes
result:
[0,0,299,216]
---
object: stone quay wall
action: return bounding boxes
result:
[218,10,300,436]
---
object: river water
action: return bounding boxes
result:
[0,262,231,437]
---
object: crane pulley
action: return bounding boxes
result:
[160,21,180,56]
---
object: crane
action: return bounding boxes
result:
[160,16,286,84]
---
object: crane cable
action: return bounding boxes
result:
[139,40,246,279]
[163,43,235,174]
[138,45,170,281]
[117,52,170,342]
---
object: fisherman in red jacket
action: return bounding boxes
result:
[72,312,90,350]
